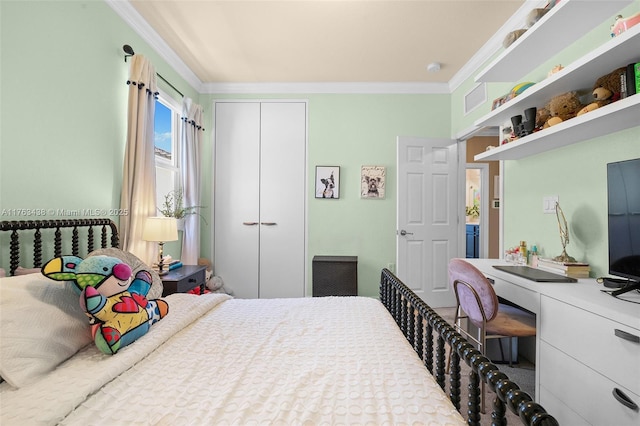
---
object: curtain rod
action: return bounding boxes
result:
[156,73,184,98]
[123,44,184,98]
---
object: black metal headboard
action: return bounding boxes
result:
[0,219,119,276]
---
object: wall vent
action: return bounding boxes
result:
[464,83,487,115]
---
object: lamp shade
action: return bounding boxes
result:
[142,217,178,242]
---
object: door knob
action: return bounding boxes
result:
[399,230,413,236]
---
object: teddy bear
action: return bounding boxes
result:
[545,91,584,127]
[42,255,169,355]
[577,66,625,116]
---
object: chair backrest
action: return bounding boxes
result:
[448,258,499,324]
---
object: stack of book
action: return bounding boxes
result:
[153,258,183,271]
[536,258,590,278]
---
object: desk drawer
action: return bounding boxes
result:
[540,341,640,426]
[488,274,539,314]
[540,295,640,395]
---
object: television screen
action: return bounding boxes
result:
[607,158,640,283]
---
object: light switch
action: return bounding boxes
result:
[543,196,559,214]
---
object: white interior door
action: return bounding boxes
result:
[397,136,459,307]
[259,102,306,298]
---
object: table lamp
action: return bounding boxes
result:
[142,216,178,275]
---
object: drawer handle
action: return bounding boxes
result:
[243,222,258,226]
[612,388,639,411]
[614,328,640,343]
[261,222,277,226]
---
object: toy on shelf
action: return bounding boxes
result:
[502,1,559,48]
[511,107,537,138]
[491,82,535,110]
[547,64,564,77]
[545,91,584,127]
[610,12,640,37]
[577,66,625,117]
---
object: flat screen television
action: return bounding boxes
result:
[607,158,640,295]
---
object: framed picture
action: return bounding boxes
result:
[361,166,386,199]
[315,166,340,199]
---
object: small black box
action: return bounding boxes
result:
[312,256,358,296]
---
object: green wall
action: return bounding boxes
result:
[0,1,197,262]
[2,0,639,294]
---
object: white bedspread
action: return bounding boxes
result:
[1,294,465,426]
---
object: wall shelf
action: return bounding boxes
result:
[474,24,640,129]
[474,95,640,161]
[473,20,640,162]
[475,0,632,83]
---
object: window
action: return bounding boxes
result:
[154,93,181,212]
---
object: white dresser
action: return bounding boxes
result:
[466,259,640,425]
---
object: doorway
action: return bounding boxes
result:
[465,164,488,258]
[462,133,502,259]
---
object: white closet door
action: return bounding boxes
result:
[259,102,306,298]
[214,101,306,299]
[214,102,261,298]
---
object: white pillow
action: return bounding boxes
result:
[0,274,92,388]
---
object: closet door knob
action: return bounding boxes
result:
[261,222,277,226]
[242,222,258,226]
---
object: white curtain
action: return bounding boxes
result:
[120,54,158,265]
[180,97,204,265]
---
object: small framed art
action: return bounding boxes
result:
[361,166,386,199]
[315,166,340,199]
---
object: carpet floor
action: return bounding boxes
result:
[433,307,536,425]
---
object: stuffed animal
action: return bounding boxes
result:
[503,29,526,48]
[536,104,551,130]
[42,255,169,355]
[526,8,548,27]
[577,66,625,116]
[503,5,552,49]
[546,91,584,127]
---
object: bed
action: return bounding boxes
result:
[0,219,558,425]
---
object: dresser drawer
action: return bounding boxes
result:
[540,341,640,426]
[540,295,640,395]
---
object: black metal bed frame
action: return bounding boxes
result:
[0,219,119,276]
[380,268,559,426]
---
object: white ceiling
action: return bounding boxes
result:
[112,0,534,93]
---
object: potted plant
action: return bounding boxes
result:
[159,188,207,224]
[465,204,480,221]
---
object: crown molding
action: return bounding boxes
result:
[105,0,204,93]
[107,0,546,96]
[202,81,450,95]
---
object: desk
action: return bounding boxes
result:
[465,259,640,425]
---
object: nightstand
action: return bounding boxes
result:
[160,265,207,296]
